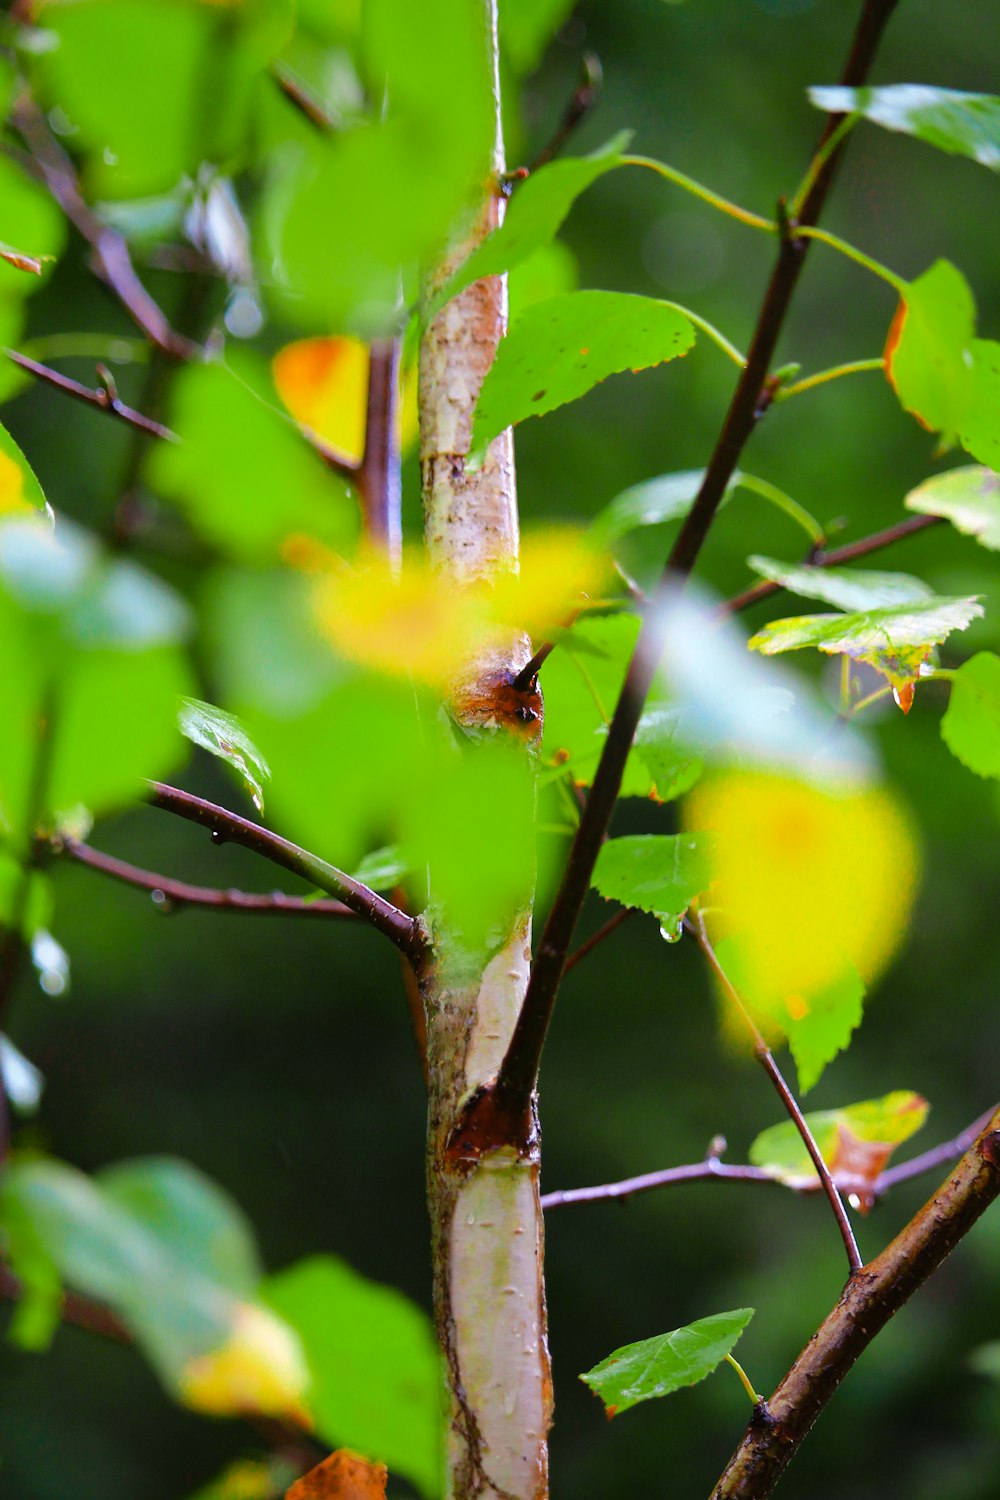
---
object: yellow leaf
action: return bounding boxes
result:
[685,770,919,1003]
[178,1302,311,1422]
[273,337,418,467]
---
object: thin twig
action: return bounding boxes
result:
[358,338,402,565]
[722,513,945,616]
[270,61,335,132]
[711,1108,1000,1499]
[563,906,636,975]
[147,782,421,957]
[689,913,862,1274]
[512,640,556,693]
[530,52,603,171]
[0,1263,131,1344]
[476,0,899,1141]
[56,837,359,919]
[11,95,201,362]
[6,350,177,442]
[541,1107,999,1212]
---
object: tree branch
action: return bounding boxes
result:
[563,906,636,975]
[689,914,862,1274]
[481,0,900,1136]
[11,94,202,362]
[6,349,177,442]
[358,338,402,565]
[529,52,602,171]
[711,1107,1000,1500]
[146,783,421,957]
[55,837,359,919]
[722,513,945,616]
[543,1108,999,1212]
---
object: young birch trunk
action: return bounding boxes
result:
[418,5,552,1495]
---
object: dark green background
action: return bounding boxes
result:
[2,1,1000,1497]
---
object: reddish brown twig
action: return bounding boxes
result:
[358,338,402,564]
[530,52,603,171]
[11,95,201,362]
[57,837,358,919]
[270,61,336,133]
[7,350,177,442]
[147,782,421,957]
[563,906,636,975]
[711,1107,1000,1499]
[0,1263,131,1344]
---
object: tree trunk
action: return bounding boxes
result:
[418,5,552,1495]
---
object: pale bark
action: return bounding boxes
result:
[418,5,552,1495]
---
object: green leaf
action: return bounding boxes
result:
[350,844,408,892]
[970,1343,1000,1380]
[500,0,577,73]
[263,1255,442,1498]
[0,1157,259,1384]
[809,85,1000,172]
[961,339,1000,471]
[0,156,66,297]
[633,708,703,803]
[884,260,974,440]
[427,133,630,320]
[147,356,358,562]
[748,596,983,703]
[591,833,714,937]
[179,697,272,814]
[263,0,493,332]
[580,1308,755,1416]
[749,1090,928,1189]
[540,613,658,796]
[904,466,1000,550]
[941,652,1000,779]
[746,556,933,612]
[467,291,696,471]
[590,468,736,547]
[0,422,51,519]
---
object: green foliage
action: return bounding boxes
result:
[147,357,358,561]
[590,833,713,938]
[580,1308,755,1416]
[178,697,272,814]
[263,1255,442,1497]
[904,465,1000,550]
[746,557,932,611]
[940,652,1000,779]
[499,0,577,73]
[809,85,1000,172]
[428,133,630,319]
[749,1091,928,1187]
[467,291,696,470]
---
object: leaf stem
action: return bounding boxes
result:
[146,782,421,957]
[622,156,777,233]
[794,226,906,294]
[668,305,746,368]
[689,913,863,1276]
[725,1354,764,1406]
[774,357,884,402]
[734,473,825,544]
[788,112,860,218]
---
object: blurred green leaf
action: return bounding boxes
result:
[428,133,630,320]
[263,1254,442,1498]
[970,1342,1000,1380]
[961,339,1000,471]
[884,260,974,440]
[36,0,290,198]
[591,832,713,937]
[941,652,1000,779]
[350,844,408,892]
[633,708,702,802]
[262,0,493,332]
[810,84,1000,172]
[508,240,578,315]
[179,697,271,813]
[746,556,933,612]
[0,1187,62,1352]
[580,1308,755,1416]
[0,155,66,296]
[590,468,732,546]
[468,291,696,470]
[0,422,51,519]
[499,0,577,73]
[148,356,359,561]
[904,466,1000,551]
[749,1090,928,1188]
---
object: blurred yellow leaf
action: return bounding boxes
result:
[272,337,418,467]
[0,449,31,516]
[300,529,609,688]
[178,1301,311,1422]
[686,770,919,1003]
